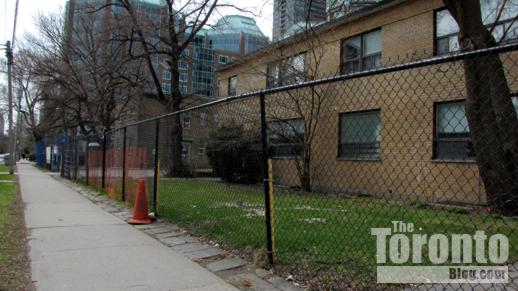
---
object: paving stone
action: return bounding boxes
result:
[160,237,189,247]
[268,276,303,291]
[155,229,185,239]
[171,242,207,254]
[229,273,279,291]
[186,247,225,259]
[144,226,178,235]
[174,235,198,243]
[206,257,247,272]
[133,223,164,230]
[132,224,153,229]
[255,268,270,279]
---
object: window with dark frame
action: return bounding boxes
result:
[341,29,382,74]
[266,52,307,88]
[228,76,237,96]
[339,110,381,159]
[435,1,518,55]
[434,97,518,160]
[434,101,474,160]
[268,118,305,157]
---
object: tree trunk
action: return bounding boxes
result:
[443,0,518,215]
[301,158,311,192]
[168,105,184,177]
[168,55,185,177]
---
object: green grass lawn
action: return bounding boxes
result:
[0,174,15,181]
[0,165,11,172]
[0,182,17,263]
[0,179,31,290]
[157,179,518,287]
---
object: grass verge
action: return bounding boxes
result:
[0,174,15,181]
[0,177,32,290]
[156,178,518,289]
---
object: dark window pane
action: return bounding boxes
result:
[434,140,475,160]
[339,110,381,159]
[341,60,360,74]
[270,144,304,157]
[434,101,474,160]
[436,37,451,55]
[268,119,305,157]
[362,54,381,70]
[343,35,361,61]
[339,142,380,159]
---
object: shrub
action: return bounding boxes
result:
[207,124,263,184]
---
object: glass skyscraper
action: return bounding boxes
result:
[207,15,269,55]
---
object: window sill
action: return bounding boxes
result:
[337,157,381,162]
[431,159,476,164]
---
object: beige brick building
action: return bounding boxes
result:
[216,0,518,205]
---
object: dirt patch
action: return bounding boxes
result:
[0,176,33,291]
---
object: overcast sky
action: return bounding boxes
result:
[0,0,275,47]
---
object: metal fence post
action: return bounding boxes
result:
[122,127,127,202]
[74,131,79,180]
[153,119,160,216]
[85,136,90,186]
[102,132,107,189]
[259,92,274,265]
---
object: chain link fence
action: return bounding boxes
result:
[60,44,518,289]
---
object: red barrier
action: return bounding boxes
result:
[95,147,149,204]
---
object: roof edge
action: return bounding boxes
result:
[217,0,409,72]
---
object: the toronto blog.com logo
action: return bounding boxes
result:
[371,221,509,284]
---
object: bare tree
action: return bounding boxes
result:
[111,0,249,176]
[24,6,146,136]
[443,0,518,215]
[265,25,336,192]
[11,50,63,141]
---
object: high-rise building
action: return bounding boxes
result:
[272,0,327,41]
[207,15,269,55]
[164,15,269,98]
[327,0,383,20]
[65,0,268,101]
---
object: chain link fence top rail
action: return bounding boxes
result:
[65,44,518,290]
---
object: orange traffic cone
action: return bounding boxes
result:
[128,180,152,225]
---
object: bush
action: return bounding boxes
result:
[207,124,263,184]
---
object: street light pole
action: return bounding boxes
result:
[6,41,15,175]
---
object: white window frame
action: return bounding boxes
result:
[219,55,229,64]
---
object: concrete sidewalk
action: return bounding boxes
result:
[18,163,237,291]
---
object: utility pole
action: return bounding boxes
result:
[16,87,22,160]
[6,41,15,175]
